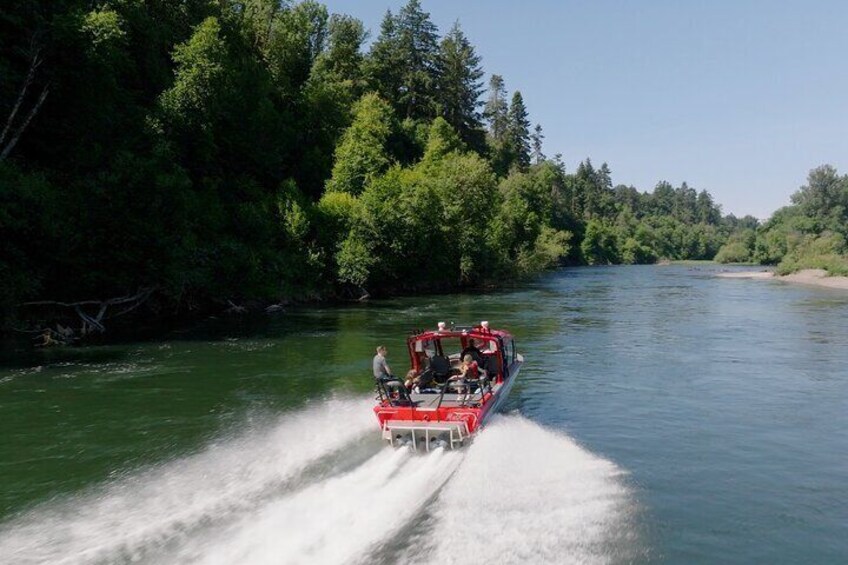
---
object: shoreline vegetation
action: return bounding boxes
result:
[1,1,845,342]
[717,269,848,291]
[713,165,848,277]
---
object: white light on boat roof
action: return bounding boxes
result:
[481,321,489,329]
[437,321,446,331]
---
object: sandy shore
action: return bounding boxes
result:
[717,268,848,290]
[717,270,775,280]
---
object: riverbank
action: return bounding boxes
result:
[717,268,848,290]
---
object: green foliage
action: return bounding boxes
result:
[581,220,620,265]
[436,22,484,148]
[715,229,756,263]
[365,0,439,122]
[506,91,531,170]
[422,117,465,162]
[159,17,229,130]
[311,14,366,85]
[316,191,360,234]
[776,255,848,277]
[337,234,374,288]
[0,0,774,330]
[790,165,848,231]
[326,93,394,195]
[775,232,848,276]
[483,74,508,143]
[620,237,657,265]
[749,166,848,274]
[81,6,127,54]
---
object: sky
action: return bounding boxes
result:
[320,0,848,219]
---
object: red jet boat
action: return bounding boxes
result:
[373,321,523,450]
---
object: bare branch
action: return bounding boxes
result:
[19,288,157,335]
[0,45,41,147]
[0,85,49,161]
[22,299,103,307]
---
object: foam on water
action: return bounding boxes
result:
[0,402,637,565]
[0,397,375,565]
[405,415,638,565]
[184,446,462,565]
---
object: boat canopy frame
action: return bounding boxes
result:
[405,325,512,382]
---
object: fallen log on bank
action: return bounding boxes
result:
[19,287,156,342]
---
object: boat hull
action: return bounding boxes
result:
[374,358,522,447]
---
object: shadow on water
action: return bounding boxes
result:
[0,346,130,371]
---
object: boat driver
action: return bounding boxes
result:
[461,339,483,364]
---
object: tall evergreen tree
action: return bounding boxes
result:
[483,74,508,143]
[311,14,366,84]
[507,90,531,170]
[365,10,404,109]
[436,22,483,147]
[394,0,440,121]
[531,123,545,164]
[366,0,439,121]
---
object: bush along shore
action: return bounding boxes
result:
[715,165,848,276]
[0,1,789,341]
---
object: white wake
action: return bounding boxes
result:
[0,402,638,565]
[0,397,376,565]
[405,415,638,565]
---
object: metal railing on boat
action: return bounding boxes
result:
[382,420,469,451]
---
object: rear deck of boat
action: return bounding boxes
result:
[407,381,504,408]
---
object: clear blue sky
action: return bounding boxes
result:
[321,0,848,219]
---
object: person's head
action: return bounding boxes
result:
[376,345,387,356]
[463,354,472,363]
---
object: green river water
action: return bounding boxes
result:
[1,265,847,564]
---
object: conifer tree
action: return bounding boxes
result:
[531,123,545,164]
[395,0,440,120]
[312,14,367,84]
[366,1,440,121]
[483,74,508,143]
[436,22,484,146]
[365,10,405,109]
[507,90,531,170]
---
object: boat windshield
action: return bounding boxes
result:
[410,334,501,376]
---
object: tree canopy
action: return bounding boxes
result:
[0,0,760,332]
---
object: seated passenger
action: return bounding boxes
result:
[404,369,418,391]
[460,354,479,379]
[447,354,478,397]
[373,345,395,382]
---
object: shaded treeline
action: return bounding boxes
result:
[1,0,739,332]
[716,165,848,275]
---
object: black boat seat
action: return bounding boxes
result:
[429,355,452,383]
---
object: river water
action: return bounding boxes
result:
[1,265,846,564]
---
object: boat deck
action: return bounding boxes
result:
[407,382,502,408]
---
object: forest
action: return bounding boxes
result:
[715,165,848,275]
[0,0,764,333]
